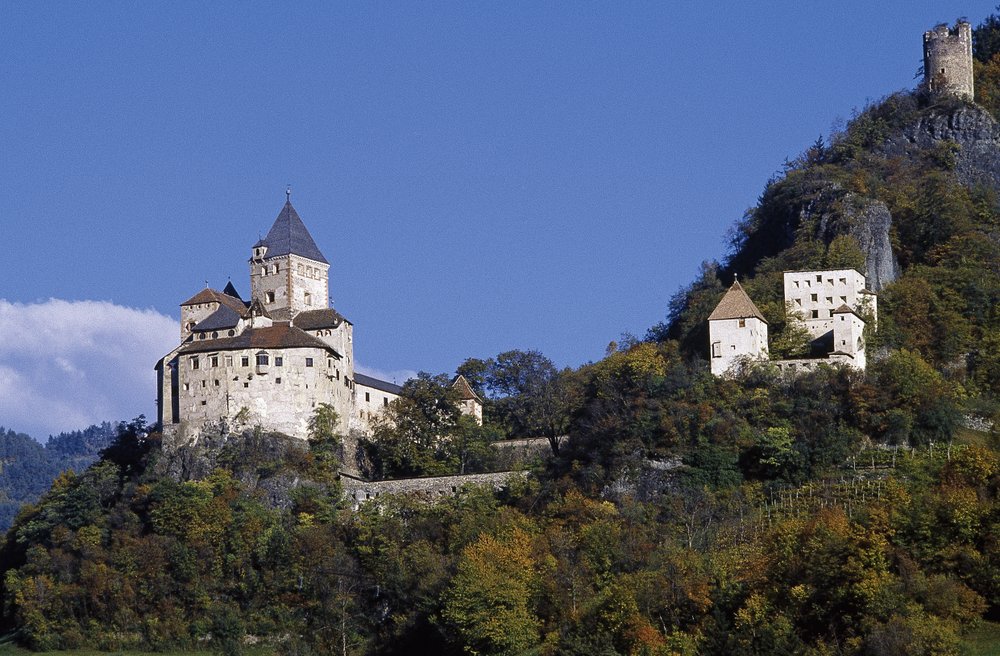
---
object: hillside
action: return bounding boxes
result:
[0,423,117,533]
[1,14,999,656]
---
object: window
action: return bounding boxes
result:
[793,280,799,288]
[211,356,219,367]
[795,298,802,306]
[241,356,249,367]
[225,356,233,366]
[212,331,218,339]
[829,310,834,317]
[201,400,207,405]
[811,310,819,319]
[365,392,370,402]
[201,380,206,388]
[186,321,195,332]
[276,377,282,384]
[825,297,832,304]
[738,318,746,328]
[298,263,304,274]
[275,356,283,367]
[260,267,266,276]
[305,357,314,367]
[840,296,847,303]
[711,342,722,358]
[243,382,249,388]
[257,353,269,366]
[304,292,312,306]
[183,383,189,391]
[274,263,280,274]
[191,357,199,370]
[228,329,235,337]
[214,379,220,387]
[839,278,847,284]
[383,397,389,407]
[816,275,822,282]
[810,294,818,302]
[198,333,206,340]
[265,291,275,303]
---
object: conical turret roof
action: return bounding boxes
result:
[708,280,767,323]
[254,200,328,264]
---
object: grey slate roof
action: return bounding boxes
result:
[193,305,242,331]
[222,281,243,301]
[354,373,403,395]
[294,308,351,330]
[254,200,329,264]
[177,323,342,358]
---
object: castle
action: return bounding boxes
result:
[155,195,482,443]
[708,269,876,377]
[924,21,974,99]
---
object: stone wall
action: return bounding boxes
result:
[340,471,529,510]
[709,316,768,376]
[924,22,974,99]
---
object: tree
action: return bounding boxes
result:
[442,526,540,654]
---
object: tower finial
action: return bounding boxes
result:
[734,272,738,283]
[286,185,291,202]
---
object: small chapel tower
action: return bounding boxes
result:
[923,21,974,99]
[250,193,331,322]
[708,280,769,376]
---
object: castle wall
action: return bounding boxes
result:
[833,311,867,370]
[924,22,974,99]
[708,316,768,376]
[174,344,353,440]
[341,471,528,511]
[180,301,220,340]
[352,380,400,433]
[782,269,875,338]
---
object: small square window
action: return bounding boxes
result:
[816,275,822,282]
[211,356,219,367]
[191,357,200,370]
[825,297,832,304]
[305,357,314,367]
[265,291,275,303]
[811,294,818,302]
[183,383,189,391]
[738,318,746,328]
[242,356,249,367]
[811,310,819,319]
[275,356,283,367]
[225,356,233,366]
[839,278,847,284]
[276,377,282,384]
[201,400,207,406]
[243,382,249,388]
[214,379,220,387]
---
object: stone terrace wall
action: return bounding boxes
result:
[341,470,529,510]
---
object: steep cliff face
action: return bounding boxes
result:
[843,196,900,291]
[882,103,1000,191]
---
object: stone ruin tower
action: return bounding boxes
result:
[923,21,974,99]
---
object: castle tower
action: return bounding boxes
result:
[249,194,330,322]
[708,280,769,376]
[923,21,974,99]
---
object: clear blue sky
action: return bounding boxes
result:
[2,1,994,385]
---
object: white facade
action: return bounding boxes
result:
[709,317,769,376]
[782,269,876,338]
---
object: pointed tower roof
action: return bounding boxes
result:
[222,281,243,301]
[708,280,767,323]
[451,374,483,403]
[254,199,328,264]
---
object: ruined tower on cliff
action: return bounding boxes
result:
[923,21,974,99]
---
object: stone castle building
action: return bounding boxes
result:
[156,195,482,443]
[709,269,876,376]
[924,21,974,99]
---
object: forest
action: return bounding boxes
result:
[2,13,1000,656]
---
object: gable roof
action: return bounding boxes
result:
[177,323,341,357]
[193,305,242,331]
[181,288,250,314]
[254,200,329,264]
[293,308,351,330]
[708,281,767,323]
[354,373,403,395]
[451,374,483,403]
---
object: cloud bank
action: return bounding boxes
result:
[0,299,178,440]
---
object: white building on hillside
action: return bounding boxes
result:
[708,280,769,376]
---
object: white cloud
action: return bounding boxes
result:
[354,364,417,387]
[0,299,178,440]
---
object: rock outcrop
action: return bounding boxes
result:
[843,195,900,291]
[882,102,1000,191]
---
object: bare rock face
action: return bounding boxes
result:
[882,103,1000,191]
[843,195,901,292]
